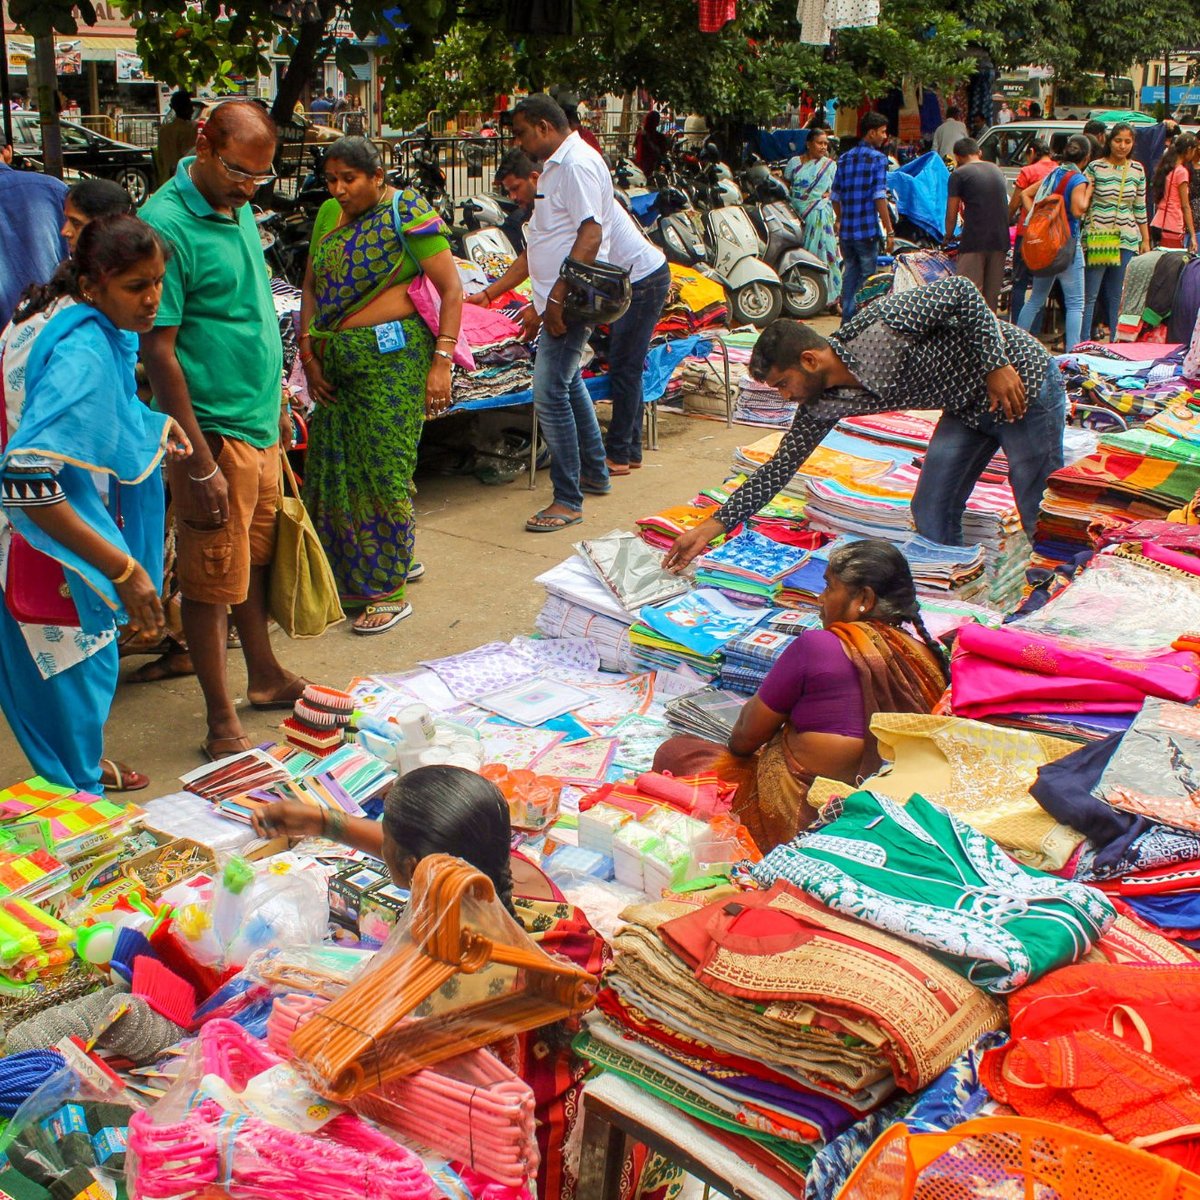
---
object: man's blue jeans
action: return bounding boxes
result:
[911,366,1066,545]
[532,318,608,512]
[605,264,671,465]
[839,236,881,321]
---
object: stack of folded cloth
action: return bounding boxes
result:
[892,533,988,599]
[576,882,1007,1194]
[1034,423,1200,571]
[694,531,808,607]
[720,627,796,694]
[664,686,748,742]
[534,556,638,672]
[732,377,796,428]
[282,685,354,756]
[629,589,766,678]
[635,503,715,552]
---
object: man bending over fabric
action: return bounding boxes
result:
[664,275,1064,570]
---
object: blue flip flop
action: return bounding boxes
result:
[525,509,583,533]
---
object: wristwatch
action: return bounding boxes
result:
[433,349,455,364]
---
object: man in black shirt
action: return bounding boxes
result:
[664,276,1065,569]
[945,137,1011,311]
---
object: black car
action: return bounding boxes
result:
[10,111,156,206]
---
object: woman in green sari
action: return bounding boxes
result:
[299,136,463,635]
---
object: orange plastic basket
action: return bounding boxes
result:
[837,1117,1200,1200]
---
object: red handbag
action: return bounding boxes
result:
[0,354,81,626]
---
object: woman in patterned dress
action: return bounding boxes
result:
[299,136,462,635]
[784,127,842,304]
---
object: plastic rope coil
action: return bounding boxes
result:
[0,1049,66,1117]
[837,1116,1200,1200]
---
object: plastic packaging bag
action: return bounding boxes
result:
[126,1019,437,1200]
[0,1047,140,1200]
[171,855,330,971]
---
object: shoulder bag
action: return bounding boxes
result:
[0,356,81,626]
[1084,163,1127,268]
[391,191,475,370]
[268,449,344,638]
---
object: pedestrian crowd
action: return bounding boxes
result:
[783,106,1196,354]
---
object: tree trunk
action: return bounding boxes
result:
[270,16,328,125]
[33,34,63,180]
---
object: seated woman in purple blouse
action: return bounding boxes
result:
[654,540,947,852]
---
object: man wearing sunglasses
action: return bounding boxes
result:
[142,100,308,763]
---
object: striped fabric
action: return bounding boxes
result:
[1,465,64,508]
[1085,159,1148,252]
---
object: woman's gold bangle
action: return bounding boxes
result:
[110,555,136,585]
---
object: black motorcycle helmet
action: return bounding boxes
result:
[658,185,690,214]
[559,258,632,324]
[699,141,722,163]
[757,175,789,203]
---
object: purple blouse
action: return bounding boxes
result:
[757,629,865,738]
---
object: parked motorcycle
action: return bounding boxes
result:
[690,158,783,325]
[452,195,520,273]
[740,165,830,319]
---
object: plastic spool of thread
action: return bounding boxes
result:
[395,705,434,748]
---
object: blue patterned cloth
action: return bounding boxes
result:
[831,143,888,242]
[806,1032,1008,1200]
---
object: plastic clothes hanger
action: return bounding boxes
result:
[289,854,597,1100]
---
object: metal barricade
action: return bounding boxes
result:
[77,114,115,139]
[113,113,163,147]
[389,134,506,205]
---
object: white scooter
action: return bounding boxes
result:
[697,162,784,326]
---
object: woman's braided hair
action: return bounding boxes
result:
[826,539,949,681]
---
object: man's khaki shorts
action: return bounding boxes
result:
[169,433,279,607]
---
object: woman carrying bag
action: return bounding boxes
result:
[1081,123,1149,343]
[1016,135,1093,352]
[298,136,462,636]
[0,215,191,793]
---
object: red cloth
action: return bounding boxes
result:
[698,0,736,31]
[980,963,1200,1165]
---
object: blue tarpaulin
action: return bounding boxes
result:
[886,151,950,241]
[751,129,810,162]
[453,334,711,413]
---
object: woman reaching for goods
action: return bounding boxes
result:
[299,136,463,636]
[653,539,948,853]
[0,214,192,794]
[253,765,681,1200]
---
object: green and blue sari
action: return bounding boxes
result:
[304,189,449,610]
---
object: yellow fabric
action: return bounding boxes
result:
[668,263,726,313]
[735,432,890,483]
[858,712,1085,871]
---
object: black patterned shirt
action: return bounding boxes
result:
[715,276,1052,531]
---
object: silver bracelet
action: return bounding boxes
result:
[188,463,219,483]
[433,349,455,364]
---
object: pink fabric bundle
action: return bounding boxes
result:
[267,994,539,1191]
[951,623,1200,719]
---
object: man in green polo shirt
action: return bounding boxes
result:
[142,100,306,762]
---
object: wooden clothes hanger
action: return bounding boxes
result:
[290,854,597,1101]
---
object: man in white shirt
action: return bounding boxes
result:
[468,94,668,531]
[931,106,969,159]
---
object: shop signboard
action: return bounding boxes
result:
[115,48,145,81]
